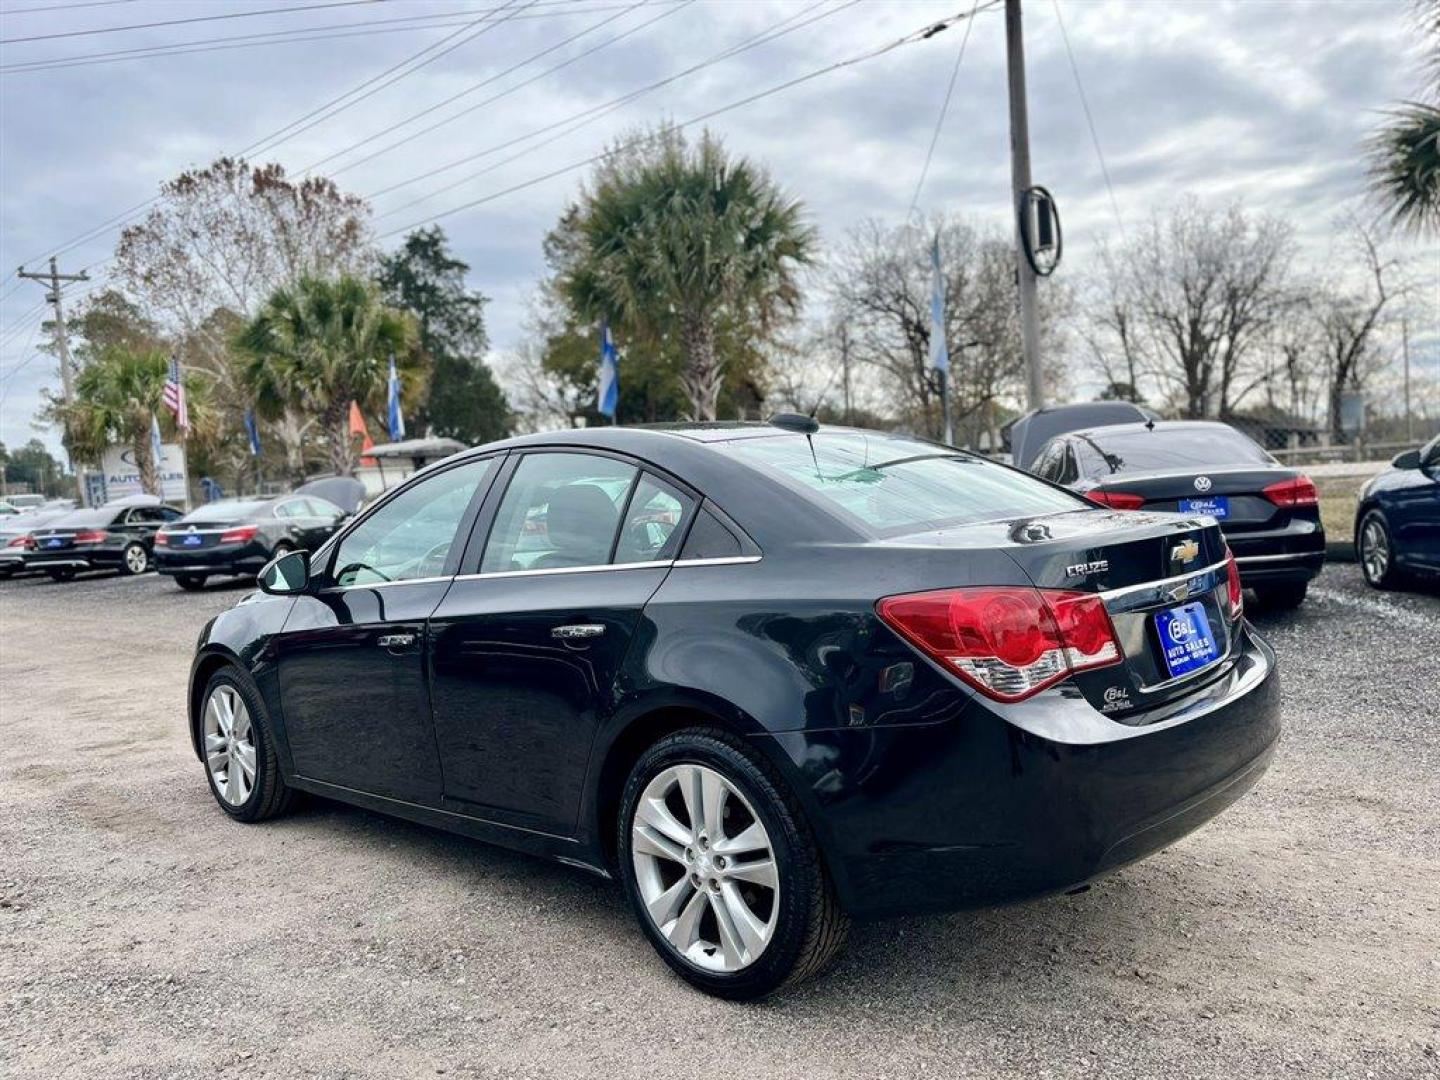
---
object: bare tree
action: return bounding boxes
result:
[1096,199,1295,418]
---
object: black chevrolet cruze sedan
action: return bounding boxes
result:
[188,421,1280,998]
[1354,433,1440,589]
[1028,420,1324,610]
[155,494,348,590]
[25,501,182,580]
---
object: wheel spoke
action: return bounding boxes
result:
[632,825,686,866]
[206,750,228,774]
[676,764,705,836]
[232,742,257,780]
[204,733,227,754]
[636,795,692,849]
[708,890,745,969]
[717,881,769,956]
[207,695,229,737]
[231,704,251,742]
[645,874,694,927]
[713,822,767,857]
[725,856,777,890]
[225,758,243,804]
[700,768,726,840]
[664,886,709,953]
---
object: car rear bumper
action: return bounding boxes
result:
[156,543,267,576]
[1225,520,1325,584]
[759,626,1280,919]
[22,549,116,571]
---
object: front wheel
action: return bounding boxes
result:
[120,541,150,576]
[199,669,296,822]
[175,574,208,591]
[618,728,848,1000]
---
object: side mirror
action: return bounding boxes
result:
[259,549,310,595]
[1391,449,1422,470]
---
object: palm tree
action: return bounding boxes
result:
[561,128,815,421]
[1367,2,1440,235]
[237,276,420,477]
[49,344,190,495]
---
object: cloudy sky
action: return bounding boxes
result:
[1,0,1435,456]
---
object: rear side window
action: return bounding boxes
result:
[481,452,638,573]
[1080,426,1273,474]
[679,509,743,560]
[614,474,695,565]
[726,434,1085,537]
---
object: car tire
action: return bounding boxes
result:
[1253,581,1308,610]
[618,727,848,1000]
[46,567,77,582]
[199,668,296,823]
[175,574,208,591]
[1357,510,1406,590]
[120,541,150,576]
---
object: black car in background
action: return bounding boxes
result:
[186,421,1279,999]
[0,508,71,578]
[1029,420,1324,609]
[156,494,348,590]
[25,502,183,580]
[1354,433,1440,590]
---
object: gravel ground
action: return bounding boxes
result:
[1,565,1437,1079]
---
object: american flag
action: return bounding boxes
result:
[162,355,188,434]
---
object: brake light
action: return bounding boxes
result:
[1085,490,1145,510]
[1262,475,1317,508]
[74,530,107,544]
[220,525,259,544]
[1225,549,1244,620]
[5,534,28,549]
[154,531,170,546]
[876,586,1123,702]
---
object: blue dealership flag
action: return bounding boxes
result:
[387,355,406,441]
[243,408,262,457]
[149,412,164,470]
[929,234,948,373]
[597,322,620,420]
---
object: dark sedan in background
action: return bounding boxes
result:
[1029,420,1324,609]
[185,419,1279,999]
[1355,433,1440,590]
[155,494,348,590]
[0,508,71,577]
[25,501,182,580]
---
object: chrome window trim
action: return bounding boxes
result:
[320,574,454,594]
[455,559,672,583]
[671,555,763,568]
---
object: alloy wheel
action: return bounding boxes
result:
[124,544,149,574]
[631,763,779,973]
[204,685,256,807]
[1361,519,1389,583]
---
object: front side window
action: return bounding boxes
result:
[725,433,1086,537]
[331,460,492,586]
[481,453,638,573]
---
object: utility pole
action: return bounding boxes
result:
[839,322,853,425]
[1005,0,1044,412]
[18,256,89,503]
[1401,317,1412,443]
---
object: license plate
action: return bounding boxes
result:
[1155,602,1220,679]
[44,537,64,548]
[1180,496,1229,519]
[183,534,203,546]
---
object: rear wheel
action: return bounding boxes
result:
[1358,510,1405,590]
[1254,581,1308,610]
[618,728,848,1000]
[46,567,77,582]
[175,574,208,591]
[120,541,150,576]
[200,669,295,822]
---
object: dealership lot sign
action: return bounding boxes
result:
[100,444,188,504]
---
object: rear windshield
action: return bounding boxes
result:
[724,433,1085,536]
[1079,426,1273,475]
[182,500,268,523]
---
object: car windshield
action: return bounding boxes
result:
[182,500,268,523]
[724,433,1085,536]
[1079,426,1273,475]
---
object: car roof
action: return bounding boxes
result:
[1062,420,1239,441]
[1006,402,1162,469]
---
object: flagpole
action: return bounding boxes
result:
[939,369,954,446]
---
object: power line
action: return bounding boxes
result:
[907,0,989,222]
[0,1,630,75]
[377,3,987,240]
[1,0,141,14]
[1050,0,1124,237]
[365,0,846,212]
[0,0,386,44]
[312,0,688,180]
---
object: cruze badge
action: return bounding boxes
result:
[1064,558,1109,579]
[1193,476,1213,492]
[1170,538,1200,565]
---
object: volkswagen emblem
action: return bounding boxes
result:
[1193,476,1213,493]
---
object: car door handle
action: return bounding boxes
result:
[377,633,417,649]
[551,624,605,641]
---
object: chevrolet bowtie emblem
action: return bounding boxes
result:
[1170,538,1200,565]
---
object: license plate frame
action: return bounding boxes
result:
[1179,495,1230,519]
[1154,601,1221,679]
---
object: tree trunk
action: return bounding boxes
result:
[133,431,160,496]
[679,313,722,422]
[325,399,355,477]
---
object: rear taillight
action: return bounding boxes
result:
[1262,475,1318,508]
[154,531,170,546]
[74,530,107,544]
[5,535,28,549]
[1225,549,1244,620]
[220,525,259,544]
[1085,490,1146,510]
[876,586,1123,703]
